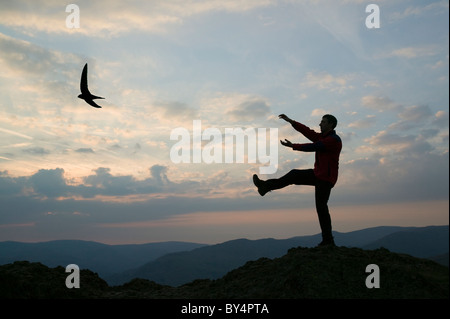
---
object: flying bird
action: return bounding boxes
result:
[78,63,104,108]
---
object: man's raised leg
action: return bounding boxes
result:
[253,169,315,196]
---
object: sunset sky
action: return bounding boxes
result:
[0,0,448,244]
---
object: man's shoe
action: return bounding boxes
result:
[317,239,336,247]
[253,174,269,196]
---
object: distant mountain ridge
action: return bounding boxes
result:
[0,240,206,277]
[1,225,448,287]
[362,225,449,257]
[110,225,448,286]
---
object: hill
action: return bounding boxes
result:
[1,246,448,299]
[186,246,449,299]
[1,225,447,287]
[363,225,449,258]
[0,240,206,278]
[107,237,310,286]
[429,253,449,267]
[108,225,449,286]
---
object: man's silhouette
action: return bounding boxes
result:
[253,114,342,246]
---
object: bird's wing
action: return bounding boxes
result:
[85,99,102,108]
[80,63,90,95]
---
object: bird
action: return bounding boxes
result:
[78,63,104,108]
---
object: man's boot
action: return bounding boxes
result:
[318,235,335,247]
[253,174,270,196]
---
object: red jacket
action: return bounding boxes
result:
[291,121,342,186]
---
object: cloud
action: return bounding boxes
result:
[365,130,416,149]
[348,115,376,129]
[361,96,446,135]
[198,92,272,125]
[433,110,449,127]
[311,109,330,117]
[389,1,449,20]
[0,0,274,38]
[0,170,26,196]
[0,32,168,176]
[361,95,401,112]
[23,147,51,156]
[83,167,141,196]
[351,94,448,195]
[0,0,447,244]
[1,142,448,242]
[153,101,198,125]
[0,1,179,37]
[29,168,68,198]
[338,151,449,204]
[0,32,83,116]
[299,0,367,59]
[0,165,281,229]
[359,117,445,157]
[301,71,355,93]
[0,127,33,140]
[225,98,271,122]
[388,46,438,59]
[75,148,95,154]
[361,97,446,136]
[5,165,203,200]
[385,105,433,131]
[150,165,169,185]
[398,105,433,122]
[0,33,81,82]
[0,33,54,76]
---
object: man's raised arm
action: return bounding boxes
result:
[279,114,321,142]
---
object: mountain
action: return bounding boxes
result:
[108,225,448,286]
[185,246,449,299]
[1,246,448,299]
[0,261,108,299]
[1,225,447,288]
[362,225,449,258]
[430,252,449,266]
[333,225,419,247]
[0,240,206,278]
[106,237,308,286]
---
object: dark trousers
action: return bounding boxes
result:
[265,169,333,241]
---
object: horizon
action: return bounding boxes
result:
[1,222,448,246]
[0,1,449,245]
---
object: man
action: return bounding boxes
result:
[253,114,342,246]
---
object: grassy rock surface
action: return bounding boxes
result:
[1,246,448,299]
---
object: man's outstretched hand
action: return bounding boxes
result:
[279,115,294,148]
[280,139,293,148]
[279,114,293,123]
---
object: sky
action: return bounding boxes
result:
[0,0,448,244]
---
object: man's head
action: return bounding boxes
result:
[320,114,337,134]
